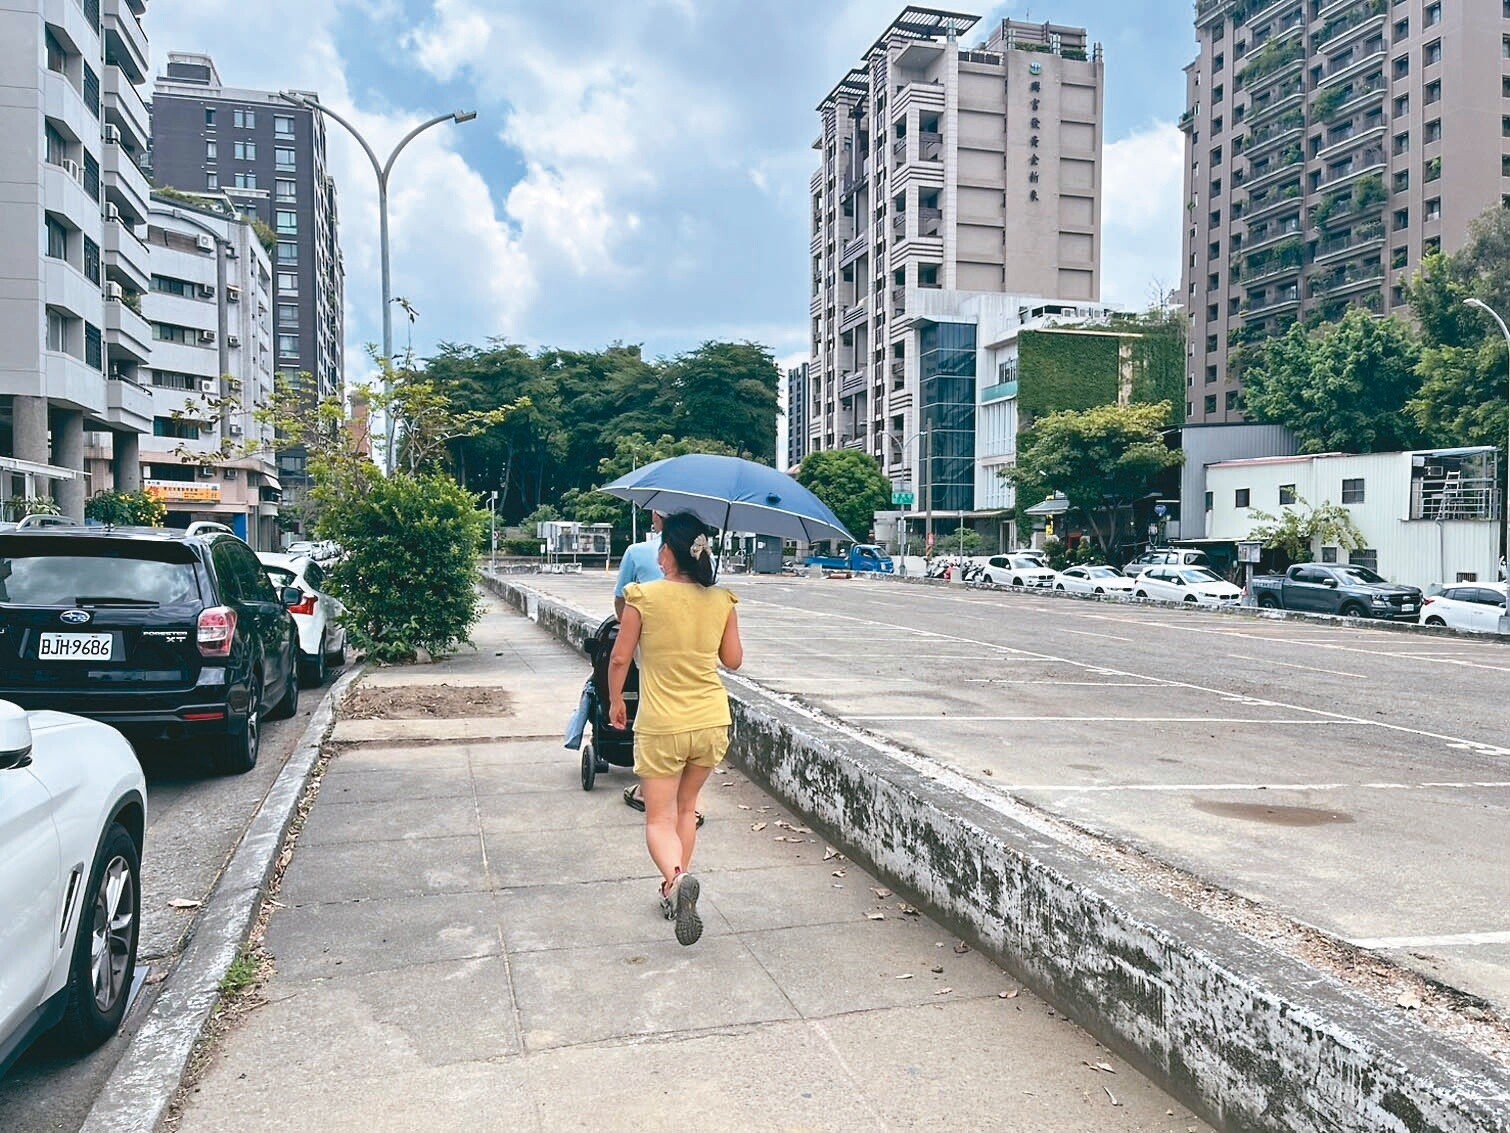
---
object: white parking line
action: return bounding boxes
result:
[1005,780,1510,793]
[848,715,1363,725]
[964,679,1157,686]
[1350,931,1510,949]
[1226,654,1366,679]
[1062,628,1135,642]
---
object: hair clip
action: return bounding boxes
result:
[690,534,710,559]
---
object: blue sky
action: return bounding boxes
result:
[146,1,1197,378]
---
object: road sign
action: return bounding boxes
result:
[892,491,914,506]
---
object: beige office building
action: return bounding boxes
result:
[805,8,1104,516]
[1181,0,1510,425]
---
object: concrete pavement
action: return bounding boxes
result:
[176,594,1208,1132]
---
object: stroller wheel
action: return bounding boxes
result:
[581,743,597,791]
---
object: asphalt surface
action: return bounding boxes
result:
[0,663,347,1133]
[530,571,1510,1019]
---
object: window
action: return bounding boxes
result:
[274,115,295,137]
[1424,119,1441,143]
[152,322,197,344]
[1393,18,1408,39]
[206,140,217,161]
[233,108,255,129]
[275,210,297,234]
[83,235,99,284]
[1393,94,1409,118]
[1393,55,1409,79]
[1213,52,1224,73]
[1424,40,1441,65]
[151,274,193,296]
[205,107,216,127]
[276,242,297,263]
[1278,484,1297,505]
[1204,394,1218,415]
[1350,548,1379,572]
[278,333,299,356]
[1321,546,1338,563]
[1394,207,1410,230]
[234,172,256,189]
[1209,208,1221,227]
[1423,3,1439,28]
[276,179,296,201]
[1205,333,1218,352]
[150,370,197,391]
[45,216,68,260]
[1424,80,1440,106]
[1394,169,1409,192]
[1425,197,1441,221]
[153,416,200,440]
[207,172,219,190]
[46,309,67,352]
[233,141,256,160]
[1392,131,1409,156]
[1235,488,1251,508]
[85,322,102,370]
[1225,390,1240,411]
[276,271,298,292]
[277,303,298,324]
[275,147,296,170]
[1341,478,1365,503]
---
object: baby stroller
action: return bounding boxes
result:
[579,615,638,791]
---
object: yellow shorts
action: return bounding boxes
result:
[634,726,730,779]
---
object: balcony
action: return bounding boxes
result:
[1242,218,1304,256]
[1242,290,1301,318]
[102,65,149,151]
[839,301,868,332]
[103,217,150,291]
[1242,146,1303,195]
[104,296,151,362]
[1317,153,1385,194]
[1313,220,1385,264]
[103,0,148,84]
[42,160,96,233]
[1307,262,1384,298]
[839,371,867,398]
[1245,83,1305,129]
[839,232,868,268]
[1316,44,1386,93]
[104,372,152,432]
[1314,0,1386,52]
[918,131,942,162]
[103,139,150,224]
[916,205,942,237]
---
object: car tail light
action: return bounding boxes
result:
[288,592,317,616]
[1422,597,1436,606]
[197,606,237,657]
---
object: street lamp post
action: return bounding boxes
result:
[890,428,930,571]
[278,93,476,475]
[1462,298,1510,634]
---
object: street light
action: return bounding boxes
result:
[890,428,930,571]
[1462,299,1510,632]
[278,92,476,475]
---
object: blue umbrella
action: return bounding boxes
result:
[601,454,854,543]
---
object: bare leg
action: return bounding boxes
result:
[640,775,684,887]
[675,763,715,872]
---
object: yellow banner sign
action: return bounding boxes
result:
[146,480,220,503]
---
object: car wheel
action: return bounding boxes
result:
[1054,583,1064,590]
[56,823,140,1053]
[1093,587,1104,595]
[1340,603,1368,619]
[217,677,261,775]
[300,636,327,687]
[1012,577,1023,587]
[1257,594,1281,609]
[323,634,345,666]
[1424,616,1446,626]
[1183,594,1198,604]
[1135,590,1148,599]
[270,658,300,720]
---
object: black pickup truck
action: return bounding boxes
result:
[1250,563,1423,620]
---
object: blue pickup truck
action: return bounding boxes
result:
[804,544,895,573]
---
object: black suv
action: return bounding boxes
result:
[0,528,301,774]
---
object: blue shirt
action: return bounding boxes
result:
[615,533,663,597]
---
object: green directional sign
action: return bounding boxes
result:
[892,491,915,506]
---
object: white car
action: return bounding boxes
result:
[1419,582,1508,634]
[981,554,1057,588]
[1,701,145,1078]
[1054,564,1137,596]
[258,553,348,686]
[1134,565,1243,606]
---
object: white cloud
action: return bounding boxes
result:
[1100,121,1186,311]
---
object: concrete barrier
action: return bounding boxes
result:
[484,572,1510,1133]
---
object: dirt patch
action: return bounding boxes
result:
[341,683,514,720]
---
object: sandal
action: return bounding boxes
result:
[623,784,705,828]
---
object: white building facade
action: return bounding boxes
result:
[1205,446,1502,591]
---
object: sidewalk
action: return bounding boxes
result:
[176,594,1208,1132]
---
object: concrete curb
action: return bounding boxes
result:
[868,571,1510,643]
[79,665,365,1133]
[484,572,1510,1133]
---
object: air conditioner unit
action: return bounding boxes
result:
[198,329,216,343]
[198,466,217,480]
[228,422,244,436]
[62,158,81,182]
[224,246,237,259]
[104,281,122,301]
[199,378,217,394]
[198,283,215,298]
[104,203,120,222]
[226,286,241,303]
[223,468,238,480]
[103,125,120,144]
[196,234,214,251]
[226,334,241,348]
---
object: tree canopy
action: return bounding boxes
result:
[794,449,891,543]
[1239,308,1425,454]
[1006,401,1183,556]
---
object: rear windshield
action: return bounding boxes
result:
[0,538,201,607]
[264,566,297,588]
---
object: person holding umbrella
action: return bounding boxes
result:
[607,512,743,946]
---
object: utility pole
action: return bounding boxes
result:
[1463,298,1510,634]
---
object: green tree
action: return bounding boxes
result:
[654,342,780,463]
[795,449,890,543]
[1406,205,1510,446]
[558,433,739,545]
[85,489,166,527]
[1006,402,1184,556]
[1246,495,1366,564]
[1241,307,1425,453]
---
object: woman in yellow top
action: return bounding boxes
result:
[608,512,743,946]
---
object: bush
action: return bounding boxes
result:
[501,536,543,556]
[317,473,486,662]
[85,489,165,527]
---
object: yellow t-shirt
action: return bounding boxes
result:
[623,580,739,735]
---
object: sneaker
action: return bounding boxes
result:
[673,873,703,946]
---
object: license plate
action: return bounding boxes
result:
[1402,603,1417,612]
[38,632,114,660]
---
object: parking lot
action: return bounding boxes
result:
[529,570,1510,1022]
[0,676,342,1132]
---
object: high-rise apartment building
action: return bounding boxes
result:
[805,8,1103,522]
[786,362,808,470]
[1181,0,1510,424]
[146,53,344,505]
[0,0,155,519]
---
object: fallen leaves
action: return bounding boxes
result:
[167,897,202,910]
[998,988,1019,999]
[866,912,886,921]
[952,941,972,955]
[871,887,893,899]
[1397,990,1422,1010]
[750,821,768,832]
